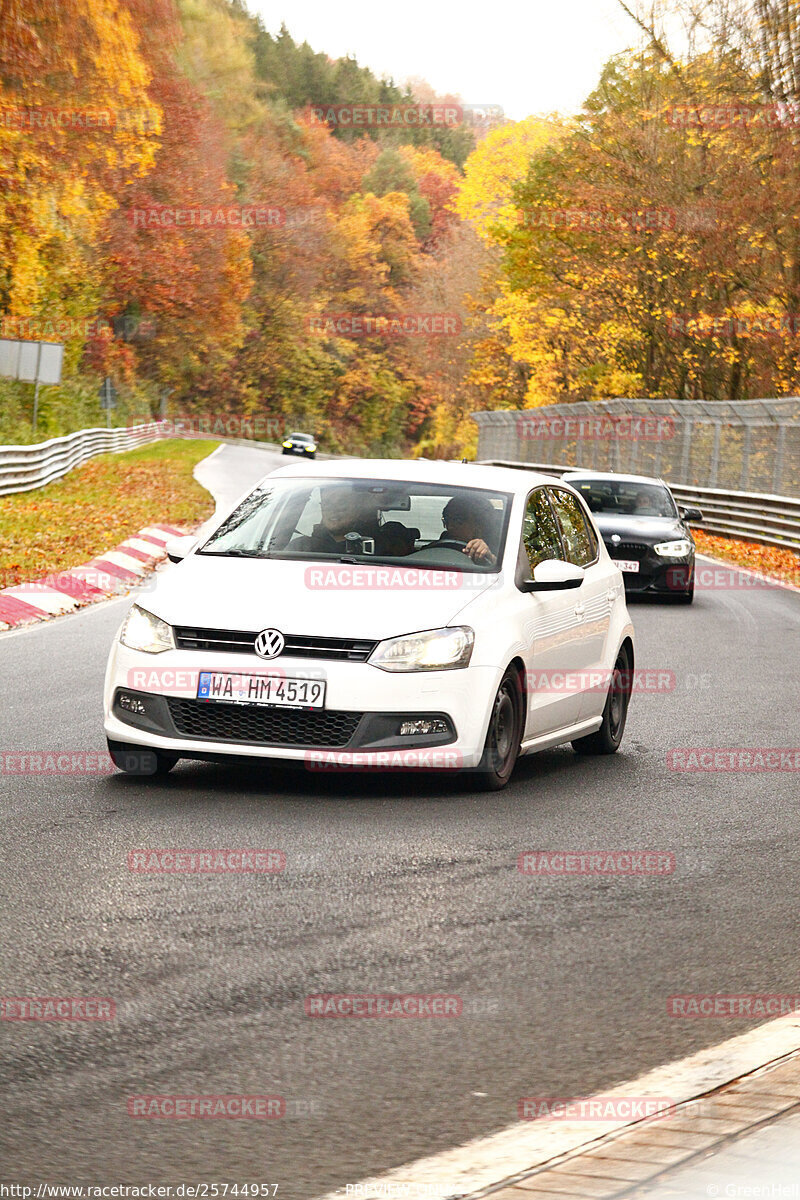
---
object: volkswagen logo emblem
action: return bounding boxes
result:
[254,628,285,659]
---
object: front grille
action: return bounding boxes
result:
[606,541,651,560]
[175,627,255,653]
[167,698,362,747]
[281,635,377,662]
[174,627,377,661]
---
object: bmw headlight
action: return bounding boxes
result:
[654,539,693,558]
[369,626,474,672]
[119,604,175,654]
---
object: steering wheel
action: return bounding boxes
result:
[435,538,468,551]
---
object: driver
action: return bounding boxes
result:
[439,495,497,564]
[290,484,359,553]
[633,489,658,515]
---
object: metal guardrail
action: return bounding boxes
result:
[481,460,800,553]
[0,424,339,497]
[3,424,798,551]
[473,398,800,496]
[0,422,167,496]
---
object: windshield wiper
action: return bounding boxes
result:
[201,548,267,558]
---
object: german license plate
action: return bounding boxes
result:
[197,671,326,709]
[613,559,640,573]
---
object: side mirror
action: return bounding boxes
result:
[679,505,703,523]
[166,535,198,564]
[521,559,585,592]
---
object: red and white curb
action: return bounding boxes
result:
[0,524,187,631]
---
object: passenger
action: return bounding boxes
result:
[290,485,359,553]
[439,495,497,564]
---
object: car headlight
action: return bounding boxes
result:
[282,440,292,448]
[654,539,693,557]
[369,626,474,672]
[119,604,175,654]
[304,444,316,452]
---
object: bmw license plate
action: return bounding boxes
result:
[197,671,326,709]
[613,559,640,573]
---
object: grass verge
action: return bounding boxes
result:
[694,529,800,588]
[0,439,219,586]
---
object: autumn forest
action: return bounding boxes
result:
[2,0,800,454]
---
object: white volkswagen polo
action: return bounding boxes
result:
[104,460,635,789]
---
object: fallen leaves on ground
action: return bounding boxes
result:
[694,530,800,587]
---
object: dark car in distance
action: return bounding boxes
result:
[561,471,703,603]
[281,431,317,458]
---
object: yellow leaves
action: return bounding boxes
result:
[0,0,161,334]
[455,117,559,242]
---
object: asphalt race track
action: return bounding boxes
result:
[1,445,798,1196]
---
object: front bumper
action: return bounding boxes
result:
[608,550,695,595]
[104,642,501,769]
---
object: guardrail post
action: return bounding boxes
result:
[679,417,693,483]
[773,424,787,495]
[740,424,752,490]
[710,421,722,487]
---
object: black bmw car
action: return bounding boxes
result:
[281,431,317,457]
[562,471,703,603]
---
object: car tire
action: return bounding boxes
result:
[107,739,179,777]
[473,665,524,791]
[572,644,632,756]
[282,448,289,455]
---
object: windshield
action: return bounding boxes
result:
[289,433,313,441]
[569,478,677,518]
[199,477,512,572]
